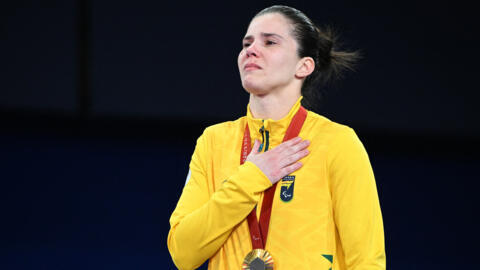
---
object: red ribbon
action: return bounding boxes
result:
[240,106,307,249]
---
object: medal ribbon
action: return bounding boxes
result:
[241,106,307,249]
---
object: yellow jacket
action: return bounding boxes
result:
[167,98,386,270]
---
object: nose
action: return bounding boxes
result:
[245,43,258,57]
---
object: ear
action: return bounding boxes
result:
[295,57,315,78]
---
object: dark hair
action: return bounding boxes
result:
[254,5,360,110]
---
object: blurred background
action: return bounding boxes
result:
[1,0,478,269]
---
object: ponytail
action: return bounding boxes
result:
[302,25,360,109]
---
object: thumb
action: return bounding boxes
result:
[250,139,261,155]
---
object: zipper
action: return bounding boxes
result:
[258,120,270,152]
[255,120,270,217]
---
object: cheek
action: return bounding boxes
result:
[237,56,243,78]
[283,53,301,74]
[237,50,245,67]
[272,54,296,74]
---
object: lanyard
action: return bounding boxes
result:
[240,106,307,249]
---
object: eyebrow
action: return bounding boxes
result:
[243,32,285,41]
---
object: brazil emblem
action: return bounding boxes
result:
[280,175,295,202]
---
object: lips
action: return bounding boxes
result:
[244,63,262,71]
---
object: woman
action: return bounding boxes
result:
[168,5,385,270]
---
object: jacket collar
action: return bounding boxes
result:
[246,96,303,148]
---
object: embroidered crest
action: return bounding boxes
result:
[280,175,295,202]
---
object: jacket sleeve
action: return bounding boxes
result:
[327,127,386,270]
[167,128,272,270]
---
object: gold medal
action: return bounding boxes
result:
[242,249,274,270]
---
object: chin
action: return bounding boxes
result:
[243,84,269,96]
[242,79,269,96]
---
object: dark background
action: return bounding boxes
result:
[1,0,478,269]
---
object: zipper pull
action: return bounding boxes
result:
[259,125,265,152]
[258,122,270,152]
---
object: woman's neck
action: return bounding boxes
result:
[249,90,301,121]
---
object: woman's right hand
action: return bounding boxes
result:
[246,137,310,184]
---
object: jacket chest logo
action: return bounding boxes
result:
[280,175,295,202]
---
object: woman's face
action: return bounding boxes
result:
[238,13,302,95]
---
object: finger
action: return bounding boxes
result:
[278,139,310,156]
[285,136,303,146]
[289,140,310,154]
[278,162,303,180]
[275,137,302,153]
[279,148,309,167]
